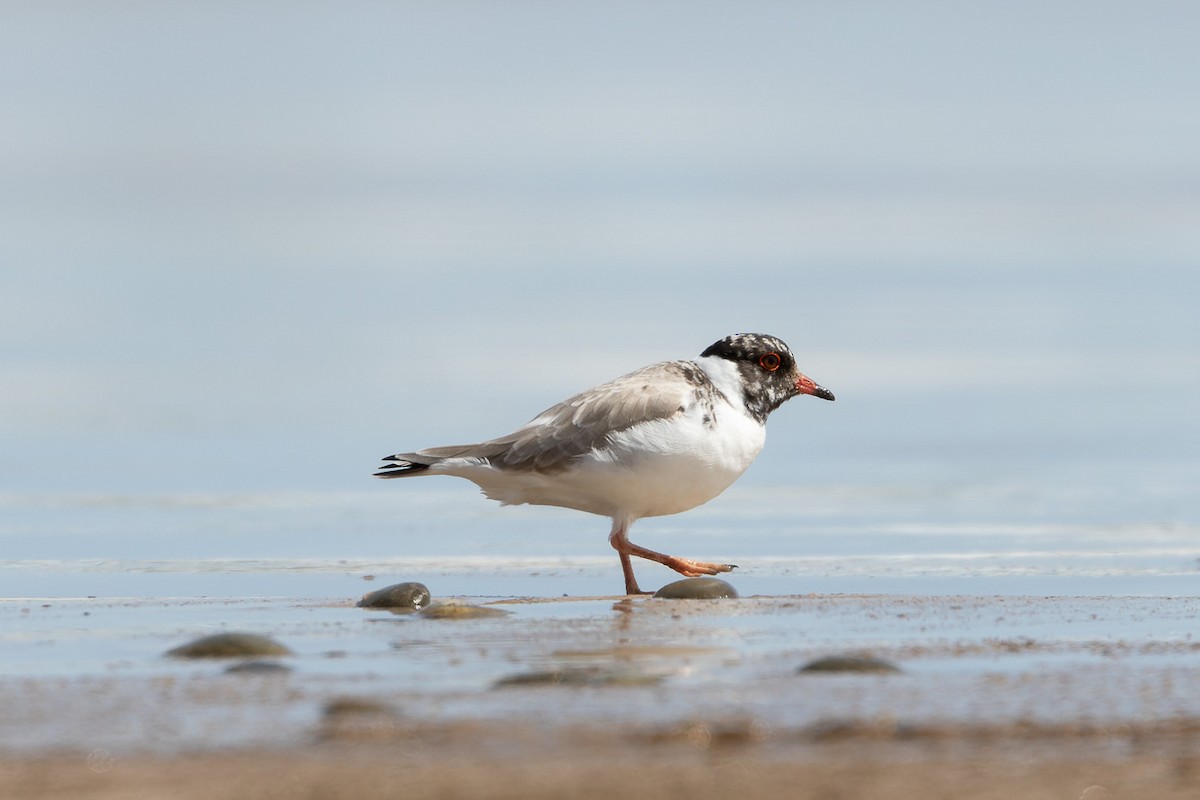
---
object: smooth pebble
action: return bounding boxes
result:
[797,654,901,673]
[357,581,432,611]
[493,666,662,688]
[224,660,293,675]
[166,633,294,659]
[654,577,739,599]
[419,602,510,620]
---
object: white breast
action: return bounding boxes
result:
[586,403,766,518]
[457,390,765,521]
[444,354,768,520]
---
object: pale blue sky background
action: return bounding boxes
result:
[2,2,1198,517]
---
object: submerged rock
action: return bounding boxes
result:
[322,696,397,716]
[493,666,663,688]
[166,632,293,659]
[319,696,402,741]
[647,718,768,748]
[357,581,432,611]
[418,602,510,620]
[797,654,901,674]
[654,577,739,599]
[224,660,293,675]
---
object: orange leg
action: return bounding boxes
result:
[608,518,736,595]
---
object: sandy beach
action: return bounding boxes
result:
[7,1,1200,796]
[6,736,1200,800]
[3,590,1199,798]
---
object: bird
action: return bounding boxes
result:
[375,333,834,595]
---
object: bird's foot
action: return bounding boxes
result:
[666,558,737,578]
[611,523,737,594]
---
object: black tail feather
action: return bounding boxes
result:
[374,455,432,478]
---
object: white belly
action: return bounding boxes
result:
[456,409,767,520]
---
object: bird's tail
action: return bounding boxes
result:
[375,443,490,478]
[374,453,433,478]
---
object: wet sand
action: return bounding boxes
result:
[5,738,1200,800]
[3,591,1199,798]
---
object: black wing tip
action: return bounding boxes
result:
[373,455,432,478]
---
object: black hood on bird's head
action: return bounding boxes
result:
[700,333,834,422]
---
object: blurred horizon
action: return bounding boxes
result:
[2,1,1197,527]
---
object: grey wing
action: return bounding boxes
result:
[377,361,713,477]
[484,360,710,472]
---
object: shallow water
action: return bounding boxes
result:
[3,3,1199,772]
[3,472,1198,755]
[3,479,1197,600]
[3,591,1200,755]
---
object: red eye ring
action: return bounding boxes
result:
[759,352,781,372]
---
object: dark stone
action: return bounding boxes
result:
[493,667,662,688]
[224,660,293,675]
[322,697,396,717]
[357,581,432,611]
[166,633,293,659]
[797,654,901,674]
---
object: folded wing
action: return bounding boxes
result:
[375,360,712,476]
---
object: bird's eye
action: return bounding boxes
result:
[759,352,781,372]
